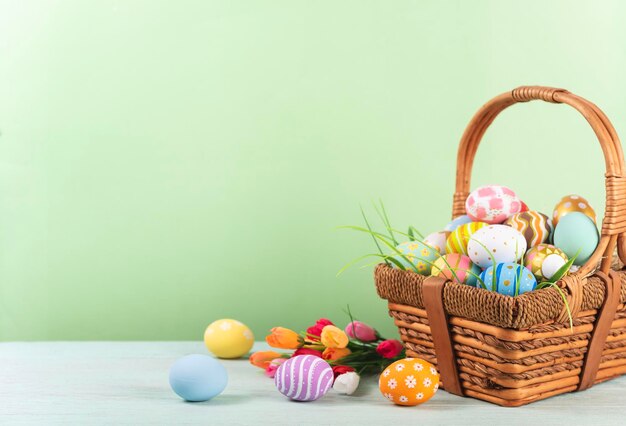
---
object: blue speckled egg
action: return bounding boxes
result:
[169,354,228,402]
[394,241,440,275]
[479,262,537,296]
[553,212,599,265]
[444,215,473,232]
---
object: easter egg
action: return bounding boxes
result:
[479,263,537,296]
[553,194,596,226]
[504,211,553,247]
[423,231,447,255]
[379,358,440,406]
[446,222,488,255]
[553,212,599,265]
[524,244,569,281]
[467,225,527,269]
[169,354,228,402]
[520,200,529,212]
[431,254,481,285]
[204,319,254,359]
[274,355,333,401]
[444,215,473,232]
[465,185,522,224]
[394,241,440,275]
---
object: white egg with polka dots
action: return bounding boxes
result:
[467,225,527,269]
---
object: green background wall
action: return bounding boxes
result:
[1,0,625,341]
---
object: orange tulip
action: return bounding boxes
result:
[320,325,349,349]
[249,350,282,369]
[322,347,352,361]
[265,327,302,349]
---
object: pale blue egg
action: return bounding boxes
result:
[169,354,228,402]
[445,215,473,232]
[553,212,599,265]
[479,262,537,296]
[394,241,440,275]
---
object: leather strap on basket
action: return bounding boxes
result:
[422,276,463,396]
[578,270,622,391]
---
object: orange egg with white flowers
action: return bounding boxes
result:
[378,358,440,406]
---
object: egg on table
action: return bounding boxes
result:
[379,358,440,406]
[504,210,553,247]
[275,355,333,402]
[553,212,599,265]
[524,244,569,281]
[446,222,488,255]
[204,319,254,359]
[169,354,228,402]
[394,241,440,275]
[552,194,596,226]
[465,185,523,224]
[430,253,481,285]
[444,215,473,232]
[423,231,447,255]
[467,225,527,269]
[479,262,537,296]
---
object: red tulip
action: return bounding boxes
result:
[292,348,323,358]
[306,318,334,339]
[376,339,404,359]
[332,365,355,379]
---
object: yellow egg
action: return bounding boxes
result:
[204,319,254,359]
[552,194,596,226]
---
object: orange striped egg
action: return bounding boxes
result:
[504,211,553,248]
[445,222,487,255]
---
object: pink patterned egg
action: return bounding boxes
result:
[465,185,522,224]
[274,355,333,401]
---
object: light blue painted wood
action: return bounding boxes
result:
[1,342,624,425]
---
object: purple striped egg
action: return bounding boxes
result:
[274,355,333,401]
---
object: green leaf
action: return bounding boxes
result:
[408,227,415,241]
[469,237,498,291]
[360,206,388,266]
[409,225,424,240]
[515,240,523,297]
[337,253,402,276]
[548,249,581,284]
[339,225,420,273]
[372,200,398,245]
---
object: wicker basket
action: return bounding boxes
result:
[375,86,626,407]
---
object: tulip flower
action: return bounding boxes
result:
[320,325,349,349]
[322,347,351,361]
[292,348,323,358]
[333,372,360,395]
[249,350,283,369]
[331,365,355,379]
[344,321,377,342]
[306,318,334,339]
[264,358,287,378]
[265,327,302,349]
[376,339,404,359]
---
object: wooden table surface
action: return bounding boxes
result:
[1,341,624,425]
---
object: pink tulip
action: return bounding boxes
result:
[344,321,377,342]
[264,358,287,378]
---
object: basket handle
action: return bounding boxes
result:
[452,86,626,277]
